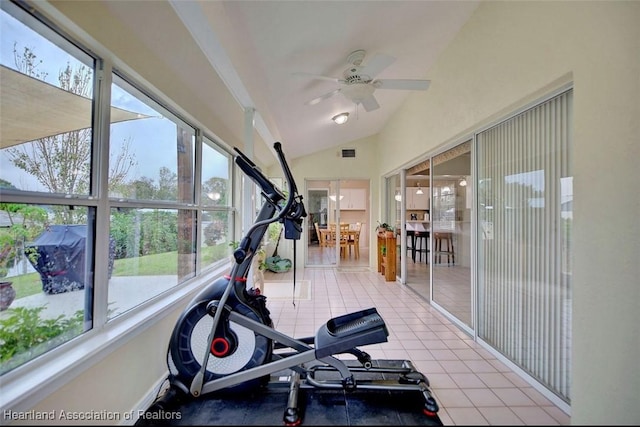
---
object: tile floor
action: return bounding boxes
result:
[262,267,570,426]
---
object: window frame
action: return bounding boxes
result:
[0,0,238,411]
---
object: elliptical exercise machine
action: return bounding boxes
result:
[151,142,439,425]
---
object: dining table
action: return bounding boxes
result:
[317,225,361,258]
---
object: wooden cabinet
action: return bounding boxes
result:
[405,187,429,210]
[339,188,367,210]
[377,232,396,281]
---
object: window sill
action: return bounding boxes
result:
[0,264,228,413]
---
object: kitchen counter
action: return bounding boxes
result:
[405,221,430,232]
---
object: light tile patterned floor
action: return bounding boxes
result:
[262,267,570,426]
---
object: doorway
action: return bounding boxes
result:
[306,179,369,268]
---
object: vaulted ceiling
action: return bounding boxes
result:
[166,1,481,162]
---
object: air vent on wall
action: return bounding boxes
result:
[341,148,356,158]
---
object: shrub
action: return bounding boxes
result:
[0,305,83,374]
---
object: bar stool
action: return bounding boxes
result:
[406,230,416,262]
[413,231,430,263]
[434,232,455,265]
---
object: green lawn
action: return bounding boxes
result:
[8,244,228,299]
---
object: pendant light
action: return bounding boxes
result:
[416,182,424,195]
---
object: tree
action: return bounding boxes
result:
[202,177,228,205]
[0,179,17,190]
[201,177,230,245]
[156,166,178,200]
[0,203,48,278]
[5,44,136,206]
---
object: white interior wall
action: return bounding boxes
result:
[376,2,640,424]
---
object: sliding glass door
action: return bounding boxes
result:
[389,88,573,403]
[431,141,473,329]
[306,179,369,267]
[476,89,573,402]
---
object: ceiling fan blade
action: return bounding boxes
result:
[360,53,396,78]
[361,94,380,112]
[293,71,341,83]
[374,79,431,91]
[305,89,341,106]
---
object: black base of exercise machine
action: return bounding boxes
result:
[143,143,440,426]
[141,358,441,426]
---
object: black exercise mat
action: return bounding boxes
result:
[137,360,442,426]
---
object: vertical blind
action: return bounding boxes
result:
[477,89,573,402]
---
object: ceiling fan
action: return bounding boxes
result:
[295,49,430,112]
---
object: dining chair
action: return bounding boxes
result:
[325,224,337,249]
[347,222,362,259]
[338,224,351,258]
[314,222,324,248]
[328,223,349,258]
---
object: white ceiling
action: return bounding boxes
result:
[171,1,481,162]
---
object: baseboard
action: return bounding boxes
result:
[120,371,170,426]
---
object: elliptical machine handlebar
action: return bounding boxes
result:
[234,145,287,207]
[271,142,306,240]
[232,142,306,263]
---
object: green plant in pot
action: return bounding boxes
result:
[376,221,395,238]
[264,222,291,273]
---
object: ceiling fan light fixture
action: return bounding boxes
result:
[341,83,375,103]
[332,112,349,124]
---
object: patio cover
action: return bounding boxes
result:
[0,64,148,149]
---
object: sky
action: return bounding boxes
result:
[1,8,228,195]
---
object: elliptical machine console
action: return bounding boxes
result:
[153,142,439,425]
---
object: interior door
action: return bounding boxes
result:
[305,183,334,266]
[306,179,369,267]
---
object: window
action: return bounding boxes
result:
[200,139,235,269]
[106,73,198,319]
[109,74,195,203]
[0,8,95,195]
[0,1,237,375]
[0,2,98,374]
[108,207,196,318]
[0,204,94,375]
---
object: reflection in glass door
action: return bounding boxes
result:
[431,141,473,329]
[403,161,431,298]
[306,180,335,266]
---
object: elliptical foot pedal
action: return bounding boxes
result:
[315,308,389,358]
